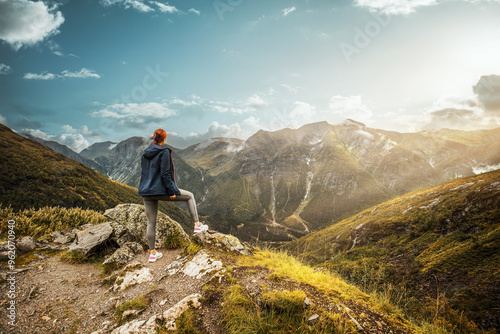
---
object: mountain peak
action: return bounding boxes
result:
[343,119,366,127]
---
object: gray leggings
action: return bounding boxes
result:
[143,189,198,250]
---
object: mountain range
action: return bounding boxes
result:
[21,120,500,242]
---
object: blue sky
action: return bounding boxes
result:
[1,0,500,151]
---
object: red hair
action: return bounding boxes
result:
[153,129,167,144]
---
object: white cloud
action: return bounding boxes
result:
[247,95,268,109]
[416,94,500,131]
[0,63,12,75]
[291,101,315,118]
[167,121,251,148]
[92,102,177,120]
[100,0,154,12]
[101,0,181,13]
[473,74,500,112]
[283,6,296,16]
[329,95,373,121]
[23,68,101,80]
[189,8,201,15]
[280,83,299,94]
[20,127,91,152]
[23,72,57,80]
[170,98,200,107]
[0,114,7,125]
[151,1,178,13]
[62,124,97,137]
[61,68,101,79]
[0,0,65,50]
[353,0,500,15]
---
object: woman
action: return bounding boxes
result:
[138,129,208,262]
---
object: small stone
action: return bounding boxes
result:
[308,314,319,322]
[42,316,51,321]
[304,297,314,307]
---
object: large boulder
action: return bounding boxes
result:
[104,204,189,249]
[69,222,114,255]
[193,230,253,256]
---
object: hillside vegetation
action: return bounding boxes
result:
[0,124,192,232]
[285,169,500,331]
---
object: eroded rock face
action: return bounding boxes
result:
[69,222,114,255]
[193,230,253,256]
[104,204,188,249]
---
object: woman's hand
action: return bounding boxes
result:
[169,195,176,200]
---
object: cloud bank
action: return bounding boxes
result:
[354,0,500,15]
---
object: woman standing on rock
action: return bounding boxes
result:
[139,129,208,262]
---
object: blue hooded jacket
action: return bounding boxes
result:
[138,143,181,197]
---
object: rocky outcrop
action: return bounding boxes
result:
[193,230,253,256]
[69,222,114,255]
[103,242,144,266]
[104,204,189,249]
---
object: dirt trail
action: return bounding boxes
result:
[0,248,215,334]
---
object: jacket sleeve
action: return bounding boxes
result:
[160,151,178,195]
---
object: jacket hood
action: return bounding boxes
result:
[143,143,167,159]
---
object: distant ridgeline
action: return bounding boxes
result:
[17,121,500,242]
[0,124,192,232]
[285,169,500,330]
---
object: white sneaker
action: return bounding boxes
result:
[148,251,163,262]
[194,222,209,234]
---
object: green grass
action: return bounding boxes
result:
[222,284,356,334]
[175,309,203,334]
[115,295,149,325]
[0,205,107,239]
[163,230,187,249]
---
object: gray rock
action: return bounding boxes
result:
[103,242,144,266]
[69,222,113,255]
[193,231,253,256]
[50,231,76,244]
[16,236,37,253]
[104,204,188,249]
[304,297,314,307]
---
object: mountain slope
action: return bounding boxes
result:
[0,124,192,231]
[284,169,500,330]
[22,133,107,174]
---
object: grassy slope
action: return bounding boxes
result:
[0,124,192,232]
[284,169,500,330]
